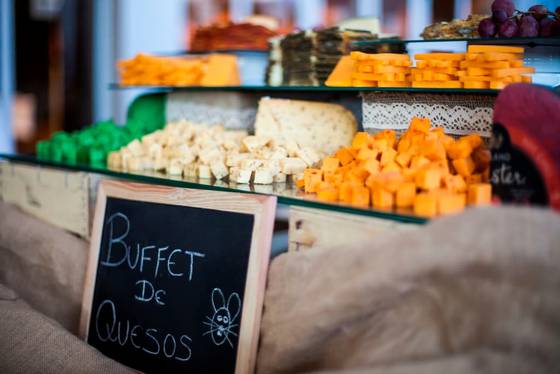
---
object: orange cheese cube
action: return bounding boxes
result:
[371,138,390,152]
[339,182,355,203]
[409,117,431,133]
[201,54,241,86]
[352,132,371,149]
[397,138,411,153]
[443,174,467,193]
[446,139,473,160]
[420,139,446,161]
[437,192,466,215]
[466,173,482,184]
[321,157,340,173]
[462,134,483,149]
[468,183,492,206]
[415,53,465,61]
[372,187,394,209]
[452,157,475,178]
[511,60,524,68]
[324,171,343,186]
[303,168,322,193]
[410,155,431,170]
[356,147,378,161]
[377,81,410,87]
[396,182,417,208]
[352,79,377,87]
[415,168,441,190]
[295,178,305,189]
[490,80,508,90]
[317,188,339,202]
[366,172,404,192]
[414,193,438,217]
[395,151,412,168]
[336,148,355,166]
[411,81,462,89]
[362,158,380,175]
[492,67,535,78]
[351,185,370,207]
[380,148,397,166]
[467,67,491,76]
[382,162,402,173]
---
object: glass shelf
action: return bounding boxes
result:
[353,36,560,46]
[109,83,501,95]
[0,153,427,224]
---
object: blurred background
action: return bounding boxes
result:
[0,0,557,154]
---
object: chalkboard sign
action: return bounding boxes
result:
[80,181,276,374]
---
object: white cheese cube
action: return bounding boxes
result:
[280,157,307,175]
[296,147,320,167]
[127,139,144,157]
[183,164,198,178]
[198,165,212,179]
[242,135,272,153]
[240,159,263,171]
[107,152,122,169]
[210,161,229,180]
[166,159,183,176]
[254,167,274,184]
[285,139,300,157]
[273,173,287,183]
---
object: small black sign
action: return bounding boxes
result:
[490,123,548,206]
[87,196,254,373]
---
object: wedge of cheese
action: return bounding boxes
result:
[325,56,355,87]
[254,98,357,155]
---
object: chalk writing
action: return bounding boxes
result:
[203,288,241,348]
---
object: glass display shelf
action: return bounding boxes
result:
[109,83,501,95]
[0,153,427,224]
[353,36,560,46]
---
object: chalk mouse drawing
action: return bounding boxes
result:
[203,288,241,348]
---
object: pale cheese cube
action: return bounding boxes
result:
[148,143,163,160]
[127,139,144,157]
[166,159,183,176]
[154,156,168,171]
[199,148,223,165]
[254,167,274,184]
[240,159,263,171]
[210,161,229,180]
[242,136,272,153]
[270,147,288,160]
[285,139,300,157]
[107,151,122,169]
[280,157,307,175]
[183,164,198,178]
[296,147,320,167]
[226,153,250,167]
[127,157,144,171]
[235,168,253,184]
[198,165,212,179]
[274,173,287,183]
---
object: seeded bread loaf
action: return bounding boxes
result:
[254,98,357,156]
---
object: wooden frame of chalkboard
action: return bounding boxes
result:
[79,180,276,374]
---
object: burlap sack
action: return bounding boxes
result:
[0,283,134,374]
[257,206,560,374]
[0,201,88,334]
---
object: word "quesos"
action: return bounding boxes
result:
[95,299,192,362]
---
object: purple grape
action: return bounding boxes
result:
[528,5,549,20]
[552,20,560,36]
[519,14,539,37]
[479,18,497,37]
[493,9,508,23]
[492,0,515,17]
[539,17,554,36]
[498,18,519,37]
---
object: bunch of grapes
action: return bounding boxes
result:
[478,0,560,37]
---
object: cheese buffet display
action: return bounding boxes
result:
[107,98,357,185]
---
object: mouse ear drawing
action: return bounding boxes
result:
[227,293,241,322]
[211,288,225,312]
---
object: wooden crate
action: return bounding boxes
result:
[289,206,419,252]
[0,161,99,238]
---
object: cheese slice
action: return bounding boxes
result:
[412,81,462,88]
[467,45,524,54]
[255,98,357,156]
[491,67,536,78]
[464,81,490,89]
[415,53,465,61]
[325,56,355,87]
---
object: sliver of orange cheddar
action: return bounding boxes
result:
[468,183,492,205]
[464,81,490,89]
[452,157,475,178]
[467,45,524,54]
[412,81,462,88]
[415,53,465,61]
[325,56,355,87]
[201,54,240,86]
[491,67,535,78]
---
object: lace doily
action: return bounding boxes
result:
[166,92,257,130]
[362,92,495,137]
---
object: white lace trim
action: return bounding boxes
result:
[362,92,495,137]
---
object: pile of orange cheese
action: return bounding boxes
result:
[296,117,492,217]
[326,45,533,90]
[118,53,240,86]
